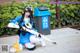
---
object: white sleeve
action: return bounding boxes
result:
[7,23,20,29]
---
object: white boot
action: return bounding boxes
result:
[39,38,46,47]
[30,35,46,47]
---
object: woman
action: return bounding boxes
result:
[8,7,46,51]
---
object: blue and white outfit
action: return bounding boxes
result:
[8,15,46,49]
[8,15,37,49]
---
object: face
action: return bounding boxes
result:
[24,12,30,24]
[24,12,30,18]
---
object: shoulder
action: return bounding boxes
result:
[10,15,23,23]
[13,15,23,22]
[15,15,23,20]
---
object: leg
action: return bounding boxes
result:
[30,35,46,47]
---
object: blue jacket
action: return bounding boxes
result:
[10,16,33,44]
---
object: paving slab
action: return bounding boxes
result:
[0,28,80,53]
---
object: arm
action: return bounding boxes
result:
[7,16,22,28]
[10,16,22,24]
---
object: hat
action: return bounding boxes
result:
[24,6,33,11]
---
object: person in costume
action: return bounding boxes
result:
[8,7,46,51]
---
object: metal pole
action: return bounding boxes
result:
[56,0,61,28]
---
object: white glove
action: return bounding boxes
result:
[25,23,32,29]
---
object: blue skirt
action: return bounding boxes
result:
[19,31,33,45]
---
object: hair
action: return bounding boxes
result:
[20,7,33,25]
[18,8,33,35]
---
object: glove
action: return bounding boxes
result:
[25,23,32,29]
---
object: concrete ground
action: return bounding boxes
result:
[0,28,80,53]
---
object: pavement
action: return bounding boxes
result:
[0,28,80,53]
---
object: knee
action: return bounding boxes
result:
[30,35,38,43]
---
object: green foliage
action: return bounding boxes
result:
[60,4,80,26]
[0,2,24,35]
